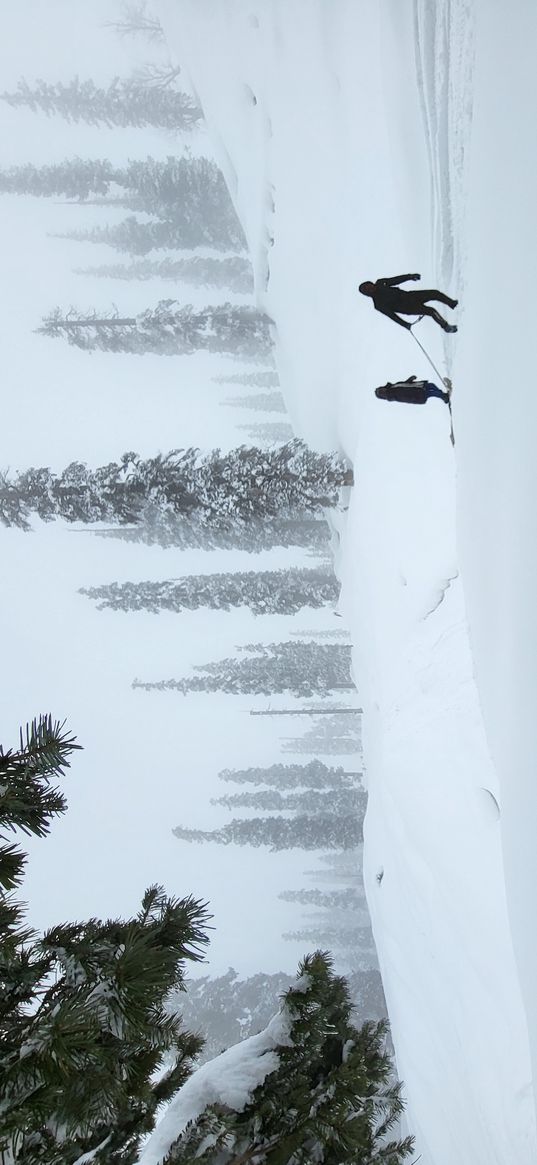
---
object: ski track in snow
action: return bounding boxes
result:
[157,3,537,1163]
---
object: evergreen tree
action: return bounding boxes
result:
[80,566,339,617]
[0,158,117,199]
[223,391,286,413]
[92,507,331,554]
[279,886,364,910]
[238,422,295,444]
[1,77,201,130]
[283,711,362,756]
[173,812,361,851]
[75,255,254,293]
[0,715,210,1164]
[212,370,280,387]
[38,301,271,358]
[3,442,351,532]
[2,155,244,249]
[289,627,351,639]
[134,641,354,699]
[282,926,373,949]
[173,968,295,1065]
[218,759,359,790]
[211,787,365,816]
[159,952,413,1165]
[172,964,386,1068]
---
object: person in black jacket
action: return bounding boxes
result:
[359,273,458,332]
[375,376,451,405]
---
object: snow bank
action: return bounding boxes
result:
[157,2,537,1161]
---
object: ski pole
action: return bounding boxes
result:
[409,328,451,389]
[410,325,455,445]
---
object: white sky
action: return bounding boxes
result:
[0,1,355,977]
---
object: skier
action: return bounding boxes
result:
[374,376,451,405]
[359,273,458,333]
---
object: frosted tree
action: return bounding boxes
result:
[211,786,365,816]
[282,925,374,948]
[213,370,280,387]
[218,760,360,789]
[171,968,295,1065]
[1,155,245,249]
[0,715,210,1164]
[1,155,224,208]
[0,158,116,199]
[223,391,287,412]
[38,302,271,358]
[283,711,361,756]
[279,886,364,910]
[1,76,201,129]
[237,422,295,444]
[80,566,339,617]
[173,812,362,851]
[3,443,351,532]
[74,255,254,293]
[134,641,354,699]
[171,963,387,1068]
[91,507,332,554]
[160,952,413,1165]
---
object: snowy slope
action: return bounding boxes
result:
[157,2,537,1162]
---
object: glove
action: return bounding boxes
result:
[411,273,421,280]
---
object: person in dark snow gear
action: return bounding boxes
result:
[359,273,458,332]
[375,376,451,405]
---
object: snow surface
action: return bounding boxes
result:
[157,1,537,1161]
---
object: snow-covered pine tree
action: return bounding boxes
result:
[283,710,361,756]
[279,886,364,910]
[170,963,386,1066]
[238,422,295,444]
[38,301,271,358]
[0,158,116,199]
[54,213,242,254]
[170,968,295,1065]
[156,952,413,1165]
[218,759,360,789]
[1,154,225,208]
[0,715,210,1164]
[282,925,374,950]
[92,508,331,554]
[134,641,354,699]
[74,255,254,293]
[3,443,351,532]
[223,391,287,412]
[1,77,201,129]
[211,787,365,816]
[173,812,362,851]
[213,370,280,387]
[80,566,339,617]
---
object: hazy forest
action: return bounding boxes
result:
[0,7,399,1164]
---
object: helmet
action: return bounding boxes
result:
[359,281,375,296]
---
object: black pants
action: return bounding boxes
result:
[402,289,457,330]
